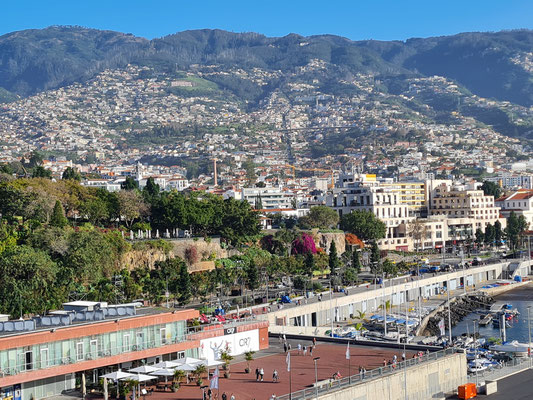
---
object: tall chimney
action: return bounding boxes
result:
[213,159,218,186]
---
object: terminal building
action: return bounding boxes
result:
[0,302,268,400]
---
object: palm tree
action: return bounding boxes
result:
[379,300,392,312]
[172,369,186,391]
[220,351,234,378]
[193,364,207,386]
[355,310,366,322]
[244,351,255,373]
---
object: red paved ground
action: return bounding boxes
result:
[107,344,415,400]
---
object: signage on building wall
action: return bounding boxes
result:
[199,329,259,361]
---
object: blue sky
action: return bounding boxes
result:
[2,0,532,40]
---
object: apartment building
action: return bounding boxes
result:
[495,190,533,227]
[241,187,294,210]
[326,180,414,251]
[429,184,505,244]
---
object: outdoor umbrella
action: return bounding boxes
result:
[150,368,176,384]
[120,373,156,383]
[176,357,203,365]
[150,369,176,377]
[201,359,224,368]
[129,365,159,374]
[175,363,197,372]
[153,360,180,369]
[101,370,135,380]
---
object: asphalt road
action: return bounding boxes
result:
[483,369,533,399]
[445,369,533,399]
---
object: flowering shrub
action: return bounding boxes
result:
[345,233,364,249]
[291,233,317,255]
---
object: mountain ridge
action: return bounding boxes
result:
[0,26,532,107]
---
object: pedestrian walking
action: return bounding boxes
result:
[272,369,279,382]
[255,367,260,381]
[222,393,227,400]
[401,352,406,362]
[230,394,235,400]
[208,389,212,400]
[278,334,282,344]
[288,343,292,351]
[303,345,307,356]
[313,337,317,346]
[297,343,302,355]
[309,345,314,356]
[283,343,288,353]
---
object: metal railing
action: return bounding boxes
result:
[472,356,530,382]
[275,348,458,400]
[0,337,186,378]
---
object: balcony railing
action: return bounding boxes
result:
[0,337,186,378]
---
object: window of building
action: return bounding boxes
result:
[40,348,49,369]
[24,350,33,371]
[123,334,130,352]
[160,328,167,345]
[136,332,144,350]
[76,342,84,361]
[90,340,98,358]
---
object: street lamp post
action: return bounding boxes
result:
[313,357,320,399]
[473,320,479,388]
[527,306,531,368]
[382,272,387,336]
[329,275,334,336]
[447,279,453,345]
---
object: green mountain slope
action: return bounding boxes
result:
[0,26,532,108]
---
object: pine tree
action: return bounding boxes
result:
[328,241,340,274]
[304,252,315,277]
[370,241,381,273]
[50,200,68,228]
[254,194,263,210]
[352,250,361,273]
[178,263,192,305]
[247,262,260,291]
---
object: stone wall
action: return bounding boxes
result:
[120,238,236,272]
[315,232,346,254]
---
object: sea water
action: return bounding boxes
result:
[451,286,533,343]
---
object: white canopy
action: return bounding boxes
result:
[177,357,202,365]
[150,369,176,377]
[101,370,135,380]
[153,360,180,369]
[201,359,225,367]
[175,363,197,372]
[120,374,156,383]
[129,365,159,374]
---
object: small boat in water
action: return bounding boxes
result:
[492,318,512,328]
[479,313,493,326]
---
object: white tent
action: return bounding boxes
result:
[175,363,197,372]
[153,360,180,369]
[129,365,159,374]
[177,357,202,365]
[101,370,135,381]
[201,359,224,368]
[120,373,156,383]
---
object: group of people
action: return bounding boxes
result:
[205,390,235,400]
[280,335,317,357]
